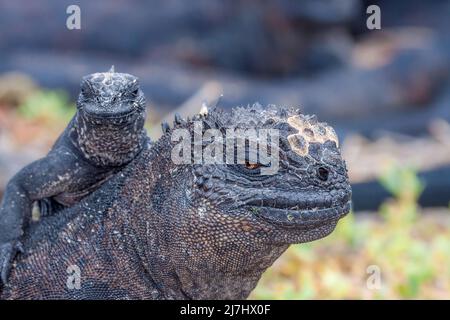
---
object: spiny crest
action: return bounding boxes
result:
[199,102,208,116]
[200,103,300,130]
[228,103,297,128]
[163,103,340,156]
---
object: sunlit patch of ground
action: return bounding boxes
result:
[251,209,450,299]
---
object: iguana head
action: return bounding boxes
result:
[163,104,351,245]
[148,104,351,298]
[77,66,146,125]
[74,68,148,166]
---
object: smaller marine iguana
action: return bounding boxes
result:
[0,67,149,286]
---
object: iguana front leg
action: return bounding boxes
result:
[0,148,92,285]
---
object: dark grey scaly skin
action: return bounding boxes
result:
[0,104,351,299]
[0,68,149,286]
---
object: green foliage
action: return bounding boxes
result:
[379,162,424,201]
[18,90,76,123]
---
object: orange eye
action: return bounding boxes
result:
[245,162,261,170]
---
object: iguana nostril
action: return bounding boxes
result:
[317,167,329,181]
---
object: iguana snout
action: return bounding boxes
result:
[78,67,146,123]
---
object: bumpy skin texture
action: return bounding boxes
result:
[0,104,351,300]
[0,69,149,287]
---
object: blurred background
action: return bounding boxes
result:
[0,0,449,299]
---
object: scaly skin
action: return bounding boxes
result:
[0,68,149,286]
[0,104,351,299]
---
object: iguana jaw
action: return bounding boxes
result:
[82,105,137,120]
[244,189,351,227]
[247,200,351,228]
[80,107,142,126]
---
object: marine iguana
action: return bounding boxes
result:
[0,67,149,286]
[0,104,351,299]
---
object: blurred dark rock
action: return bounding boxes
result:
[0,0,449,138]
[0,28,448,139]
[277,0,361,24]
[0,0,360,76]
[352,165,450,211]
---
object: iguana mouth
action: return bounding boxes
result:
[245,191,351,227]
[83,108,137,120]
[81,108,140,127]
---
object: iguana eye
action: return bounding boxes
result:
[81,84,93,97]
[81,87,89,95]
[245,162,261,170]
[232,162,269,177]
[317,167,329,181]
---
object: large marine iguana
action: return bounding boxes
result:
[0,67,149,286]
[0,104,351,299]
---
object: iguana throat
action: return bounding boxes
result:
[74,110,147,167]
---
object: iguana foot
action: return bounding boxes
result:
[0,240,23,286]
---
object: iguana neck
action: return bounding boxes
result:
[72,111,147,167]
[171,245,289,299]
[142,226,289,299]
[120,143,289,299]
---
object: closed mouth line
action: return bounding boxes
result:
[249,201,351,227]
[245,193,350,211]
[83,109,137,120]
